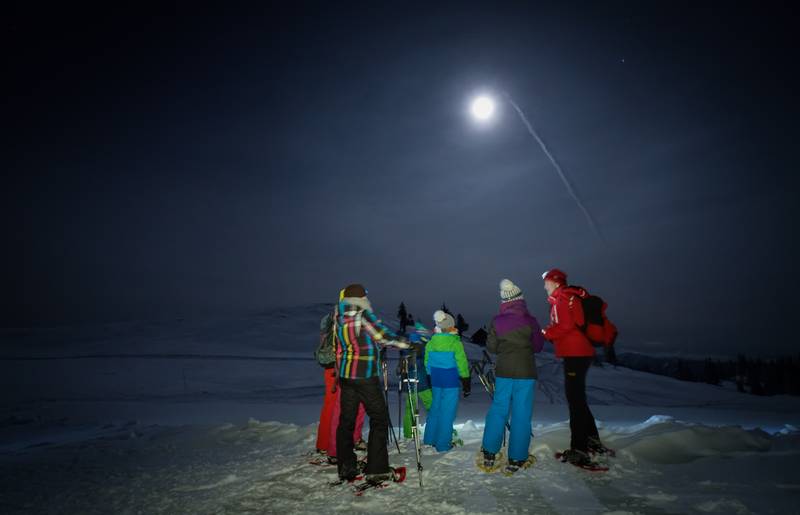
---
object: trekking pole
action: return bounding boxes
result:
[381,351,401,454]
[407,353,424,488]
[469,358,496,400]
[398,353,405,442]
[482,350,497,396]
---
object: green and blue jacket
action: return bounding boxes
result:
[424,332,469,388]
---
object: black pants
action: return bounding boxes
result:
[563,357,599,452]
[337,376,390,479]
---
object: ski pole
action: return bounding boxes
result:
[381,353,401,454]
[408,353,424,488]
[398,353,405,441]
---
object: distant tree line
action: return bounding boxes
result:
[614,352,800,397]
[732,354,800,396]
[397,302,470,337]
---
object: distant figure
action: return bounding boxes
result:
[541,269,612,468]
[335,284,408,484]
[479,279,544,475]
[423,310,470,452]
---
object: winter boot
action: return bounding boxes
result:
[503,455,536,476]
[365,470,393,485]
[560,449,592,466]
[503,459,525,476]
[477,448,502,473]
[556,449,608,471]
[483,449,496,468]
[587,436,616,457]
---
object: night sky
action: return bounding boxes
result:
[4,3,797,356]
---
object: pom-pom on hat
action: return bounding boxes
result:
[433,310,456,330]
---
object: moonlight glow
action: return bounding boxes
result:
[470,95,495,120]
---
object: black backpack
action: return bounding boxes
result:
[571,287,608,348]
[314,313,337,368]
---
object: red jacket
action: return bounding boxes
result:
[543,285,595,358]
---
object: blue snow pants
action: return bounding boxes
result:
[423,386,460,452]
[481,377,536,462]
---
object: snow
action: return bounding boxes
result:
[2,305,800,514]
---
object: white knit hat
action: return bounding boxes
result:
[433,310,456,330]
[499,279,523,302]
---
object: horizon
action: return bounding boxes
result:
[2,300,792,361]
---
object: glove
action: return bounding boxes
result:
[461,377,471,398]
[387,339,411,350]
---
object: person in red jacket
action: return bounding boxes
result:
[541,268,609,466]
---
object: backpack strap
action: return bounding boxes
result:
[568,294,589,332]
[331,308,342,370]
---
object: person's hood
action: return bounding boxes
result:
[498,298,530,315]
[494,299,540,337]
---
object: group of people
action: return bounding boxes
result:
[314,269,617,483]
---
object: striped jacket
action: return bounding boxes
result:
[335,297,398,379]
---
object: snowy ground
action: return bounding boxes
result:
[2,306,800,514]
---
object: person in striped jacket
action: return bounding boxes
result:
[334,283,408,483]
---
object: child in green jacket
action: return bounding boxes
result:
[423,311,470,452]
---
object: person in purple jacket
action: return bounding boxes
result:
[479,279,545,475]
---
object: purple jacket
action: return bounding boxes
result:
[488,299,544,379]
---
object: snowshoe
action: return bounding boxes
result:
[476,448,504,473]
[308,455,336,466]
[555,449,609,472]
[315,455,364,470]
[330,458,369,485]
[354,466,406,496]
[588,437,616,458]
[502,455,537,476]
[328,474,363,487]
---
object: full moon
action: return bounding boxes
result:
[470,95,495,120]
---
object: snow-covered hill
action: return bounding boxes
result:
[2,306,799,514]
